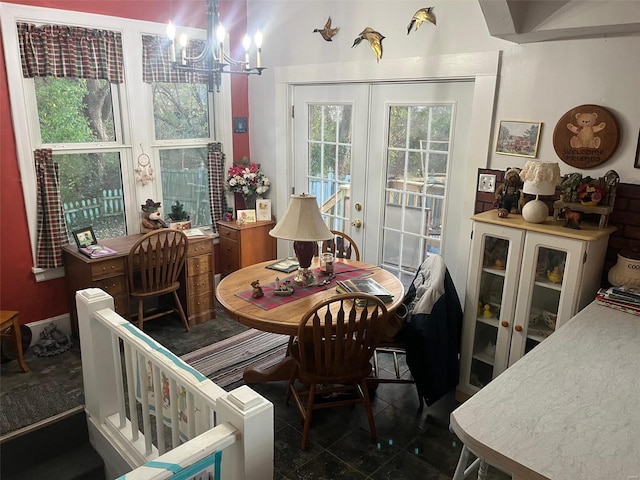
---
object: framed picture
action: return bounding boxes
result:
[256,199,272,221]
[72,226,98,249]
[237,209,257,223]
[496,120,541,158]
[635,127,640,169]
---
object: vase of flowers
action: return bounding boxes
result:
[225,160,270,210]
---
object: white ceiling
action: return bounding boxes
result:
[478,0,640,43]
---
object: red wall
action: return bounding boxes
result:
[0,0,249,324]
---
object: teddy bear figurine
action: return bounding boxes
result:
[494,168,524,214]
[141,199,168,233]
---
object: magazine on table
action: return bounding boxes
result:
[266,257,299,273]
[336,277,393,305]
[78,244,117,259]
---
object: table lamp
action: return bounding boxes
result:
[269,194,333,285]
[519,161,561,224]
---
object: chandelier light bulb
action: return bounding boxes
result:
[166,21,176,40]
[254,30,263,48]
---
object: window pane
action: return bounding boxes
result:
[58,152,126,240]
[153,83,209,140]
[159,148,212,227]
[34,78,115,143]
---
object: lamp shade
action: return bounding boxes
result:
[269,194,333,242]
[520,161,561,196]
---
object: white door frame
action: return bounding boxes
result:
[272,51,501,303]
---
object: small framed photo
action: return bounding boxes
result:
[496,120,542,158]
[72,226,98,249]
[237,209,257,223]
[256,199,272,221]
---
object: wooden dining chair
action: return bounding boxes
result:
[316,229,360,260]
[285,293,388,450]
[127,229,190,331]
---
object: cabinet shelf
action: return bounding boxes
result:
[534,277,563,292]
[476,316,499,328]
[472,351,495,366]
[482,266,506,277]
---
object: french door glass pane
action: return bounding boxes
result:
[307,103,353,233]
[382,104,452,287]
[58,152,126,240]
[159,148,212,227]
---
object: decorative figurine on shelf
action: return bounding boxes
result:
[251,280,264,298]
[482,304,493,318]
[222,207,234,222]
[562,207,582,229]
[273,277,294,297]
[141,199,168,233]
[547,266,563,284]
[494,168,523,214]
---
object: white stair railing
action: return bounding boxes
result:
[75,288,274,480]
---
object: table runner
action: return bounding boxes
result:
[235,262,374,310]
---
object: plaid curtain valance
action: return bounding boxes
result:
[18,23,123,83]
[142,35,209,84]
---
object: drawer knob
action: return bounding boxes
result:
[514,325,523,332]
[501,321,509,327]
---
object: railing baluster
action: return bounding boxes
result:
[123,343,139,440]
[137,352,154,456]
[111,331,127,428]
[152,363,166,455]
[169,377,180,448]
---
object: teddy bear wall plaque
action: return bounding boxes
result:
[552,104,620,169]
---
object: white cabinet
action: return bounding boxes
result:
[456,211,615,400]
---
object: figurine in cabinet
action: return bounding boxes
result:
[547,266,563,284]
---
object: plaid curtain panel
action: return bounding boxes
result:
[18,23,123,83]
[141,35,209,84]
[207,143,227,235]
[34,149,68,268]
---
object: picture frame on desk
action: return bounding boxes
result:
[72,226,98,249]
[256,199,271,221]
[237,209,257,223]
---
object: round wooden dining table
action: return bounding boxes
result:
[216,257,405,382]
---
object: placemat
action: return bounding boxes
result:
[235,263,373,310]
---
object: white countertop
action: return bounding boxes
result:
[451,301,640,480]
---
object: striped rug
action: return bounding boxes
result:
[180,329,290,387]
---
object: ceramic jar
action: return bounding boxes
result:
[608,250,640,287]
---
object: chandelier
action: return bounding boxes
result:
[166,0,265,92]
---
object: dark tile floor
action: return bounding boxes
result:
[1,308,511,480]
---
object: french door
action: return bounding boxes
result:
[293,81,473,288]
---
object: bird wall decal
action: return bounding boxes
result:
[313,17,339,41]
[407,7,436,35]
[351,27,385,62]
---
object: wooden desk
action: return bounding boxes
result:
[63,234,216,339]
[216,258,405,382]
[450,302,640,480]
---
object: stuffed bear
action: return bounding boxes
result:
[494,168,523,214]
[567,112,606,149]
[141,199,168,233]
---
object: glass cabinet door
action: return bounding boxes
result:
[462,223,524,390]
[509,232,582,366]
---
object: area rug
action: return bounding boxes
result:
[180,329,289,387]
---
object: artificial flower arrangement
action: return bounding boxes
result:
[577,182,605,206]
[225,159,270,199]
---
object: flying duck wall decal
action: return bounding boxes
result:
[313,16,339,41]
[351,27,385,62]
[407,7,436,35]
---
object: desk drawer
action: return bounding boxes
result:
[219,226,239,241]
[187,255,212,276]
[188,290,214,314]
[187,238,212,257]
[187,272,212,294]
[94,275,127,297]
[91,258,126,279]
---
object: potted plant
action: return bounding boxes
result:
[167,201,192,230]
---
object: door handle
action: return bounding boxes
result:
[351,219,362,228]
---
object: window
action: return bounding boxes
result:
[1,3,233,279]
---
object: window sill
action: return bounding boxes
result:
[32,266,65,282]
